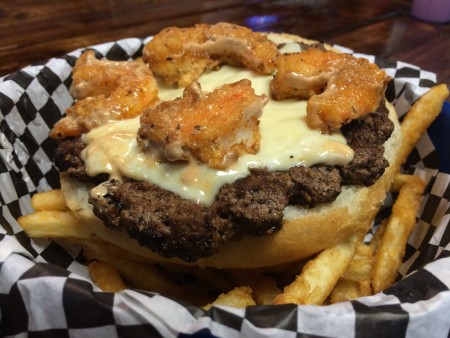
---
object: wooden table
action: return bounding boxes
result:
[1,0,449,85]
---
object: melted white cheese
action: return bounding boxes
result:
[82,65,354,206]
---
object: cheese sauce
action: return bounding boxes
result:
[82,62,354,206]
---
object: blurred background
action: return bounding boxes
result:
[0,0,449,84]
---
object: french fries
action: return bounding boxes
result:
[14,174,433,307]
[329,243,373,303]
[203,286,256,310]
[372,174,426,293]
[82,239,210,306]
[397,84,449,167]
[31,189,68,212]
[88,261,127,292]
[342,243,374,283]
[16,83,448,308]
[227,270,281,305]
[18,210,93,239]
[273,233,360,305]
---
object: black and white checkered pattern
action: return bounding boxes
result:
[1,38,450,338]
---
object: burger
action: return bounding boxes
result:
[50,23,402,269]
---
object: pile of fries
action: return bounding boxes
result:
[18,84,449,308]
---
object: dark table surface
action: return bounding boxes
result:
[1,0,449,85]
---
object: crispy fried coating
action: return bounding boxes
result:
[137,79,268,169]
[143,22,279,87]
[270,48,390,133]
[50,50,158,139]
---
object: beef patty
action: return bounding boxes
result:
[55,101,393,262]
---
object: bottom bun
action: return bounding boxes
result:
[61,101,402,270]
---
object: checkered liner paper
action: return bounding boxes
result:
[0,37,449,338]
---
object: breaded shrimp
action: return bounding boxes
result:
[270,48,390,134]
[50,50,158,139]
[143,22,279,87]
[138,79,268,169]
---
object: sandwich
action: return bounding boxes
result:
[37,23,404,270]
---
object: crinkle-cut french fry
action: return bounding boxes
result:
[31,189,68,211]
[372,174,426,293]
[18,210,93,239]
[272,233,359,305]
[227,270,281,305]
[398,84,449,167]
[88,261,127,292]
[203,286,256,310]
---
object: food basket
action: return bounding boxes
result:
[0,37,449,338]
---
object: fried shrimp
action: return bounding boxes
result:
[270,48,390,133]
[137,79,268,169]
[143,22,279,87]
[50,50,158,139]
